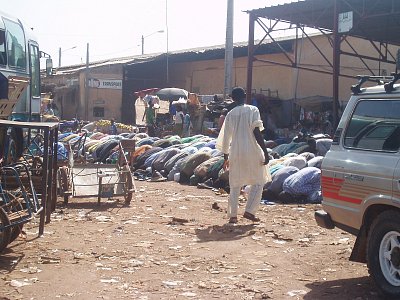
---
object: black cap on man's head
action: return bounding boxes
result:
[231,87,246,101]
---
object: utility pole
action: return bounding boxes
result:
[141,35,144,55]
[85,43,89,121]
[166,0,169,84]
[58,47,61,68]
[223,0,234,100]
[58,46,76,68]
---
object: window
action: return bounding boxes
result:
[344,100,400,151]
[29,44,40,97]
[4,18,26,69]
[0,30,6,65]
[93,107,104,118]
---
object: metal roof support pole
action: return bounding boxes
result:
[246,13,255,104]
[332,0,340,128]
[223,0,234,100]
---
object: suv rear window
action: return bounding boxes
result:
[344,99,400,151]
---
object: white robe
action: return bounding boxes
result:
[216,104,270,187]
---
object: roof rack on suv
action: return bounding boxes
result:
[384,73,400,93]
[351,73,400,94]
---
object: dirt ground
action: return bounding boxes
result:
[0,180,383,300]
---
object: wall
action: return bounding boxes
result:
[41,74,79,120]
[86,67,123,122]
[170,52,292,96]
[43,64,124,122]
[289,35,398,102]
[44,35,399,125]
[171,35,398,104]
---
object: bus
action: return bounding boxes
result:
[0,10,52,122]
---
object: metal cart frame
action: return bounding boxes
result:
[59,139,136,205]
[0,120,58,236]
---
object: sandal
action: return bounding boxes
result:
[228,217,238,224]
[243,212,260,222]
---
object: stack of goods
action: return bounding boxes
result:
[82,120,138,134]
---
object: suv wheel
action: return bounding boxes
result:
[367,210,400,298]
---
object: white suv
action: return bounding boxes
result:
[315,75,400,298]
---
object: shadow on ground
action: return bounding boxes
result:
[0,250,25,273]
[195,224,257,242]
[58,198,128,213]
[304,276,382,299]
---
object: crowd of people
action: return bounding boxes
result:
[124,87,333,224]
[53,86,333,224]
[142,94,192,139]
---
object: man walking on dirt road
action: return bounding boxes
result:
[216,87,271,224]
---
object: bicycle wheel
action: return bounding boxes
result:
[0,207,11,253]
[0,191,24,244]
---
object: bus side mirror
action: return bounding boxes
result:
[46,58,53,75]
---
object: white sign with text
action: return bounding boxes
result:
[338,11,353,33]
[89,79,122,90]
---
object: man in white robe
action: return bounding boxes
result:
[216,87,271,223]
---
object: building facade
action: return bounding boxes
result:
[42,34,399,125]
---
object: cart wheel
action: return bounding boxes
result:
[0,192,24,244]
[122,165,133,205]
[9,202,24,244]
[59,166,70,204]
[0,207,11,253]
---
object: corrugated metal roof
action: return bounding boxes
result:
[55,44,235,75]
[55,53,163,75]
[55,37,295,74]
[247,0,400,45]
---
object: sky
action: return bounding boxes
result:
[0,0,292,67]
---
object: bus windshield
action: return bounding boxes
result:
[3,17,26,69]
[0,11,48,121]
